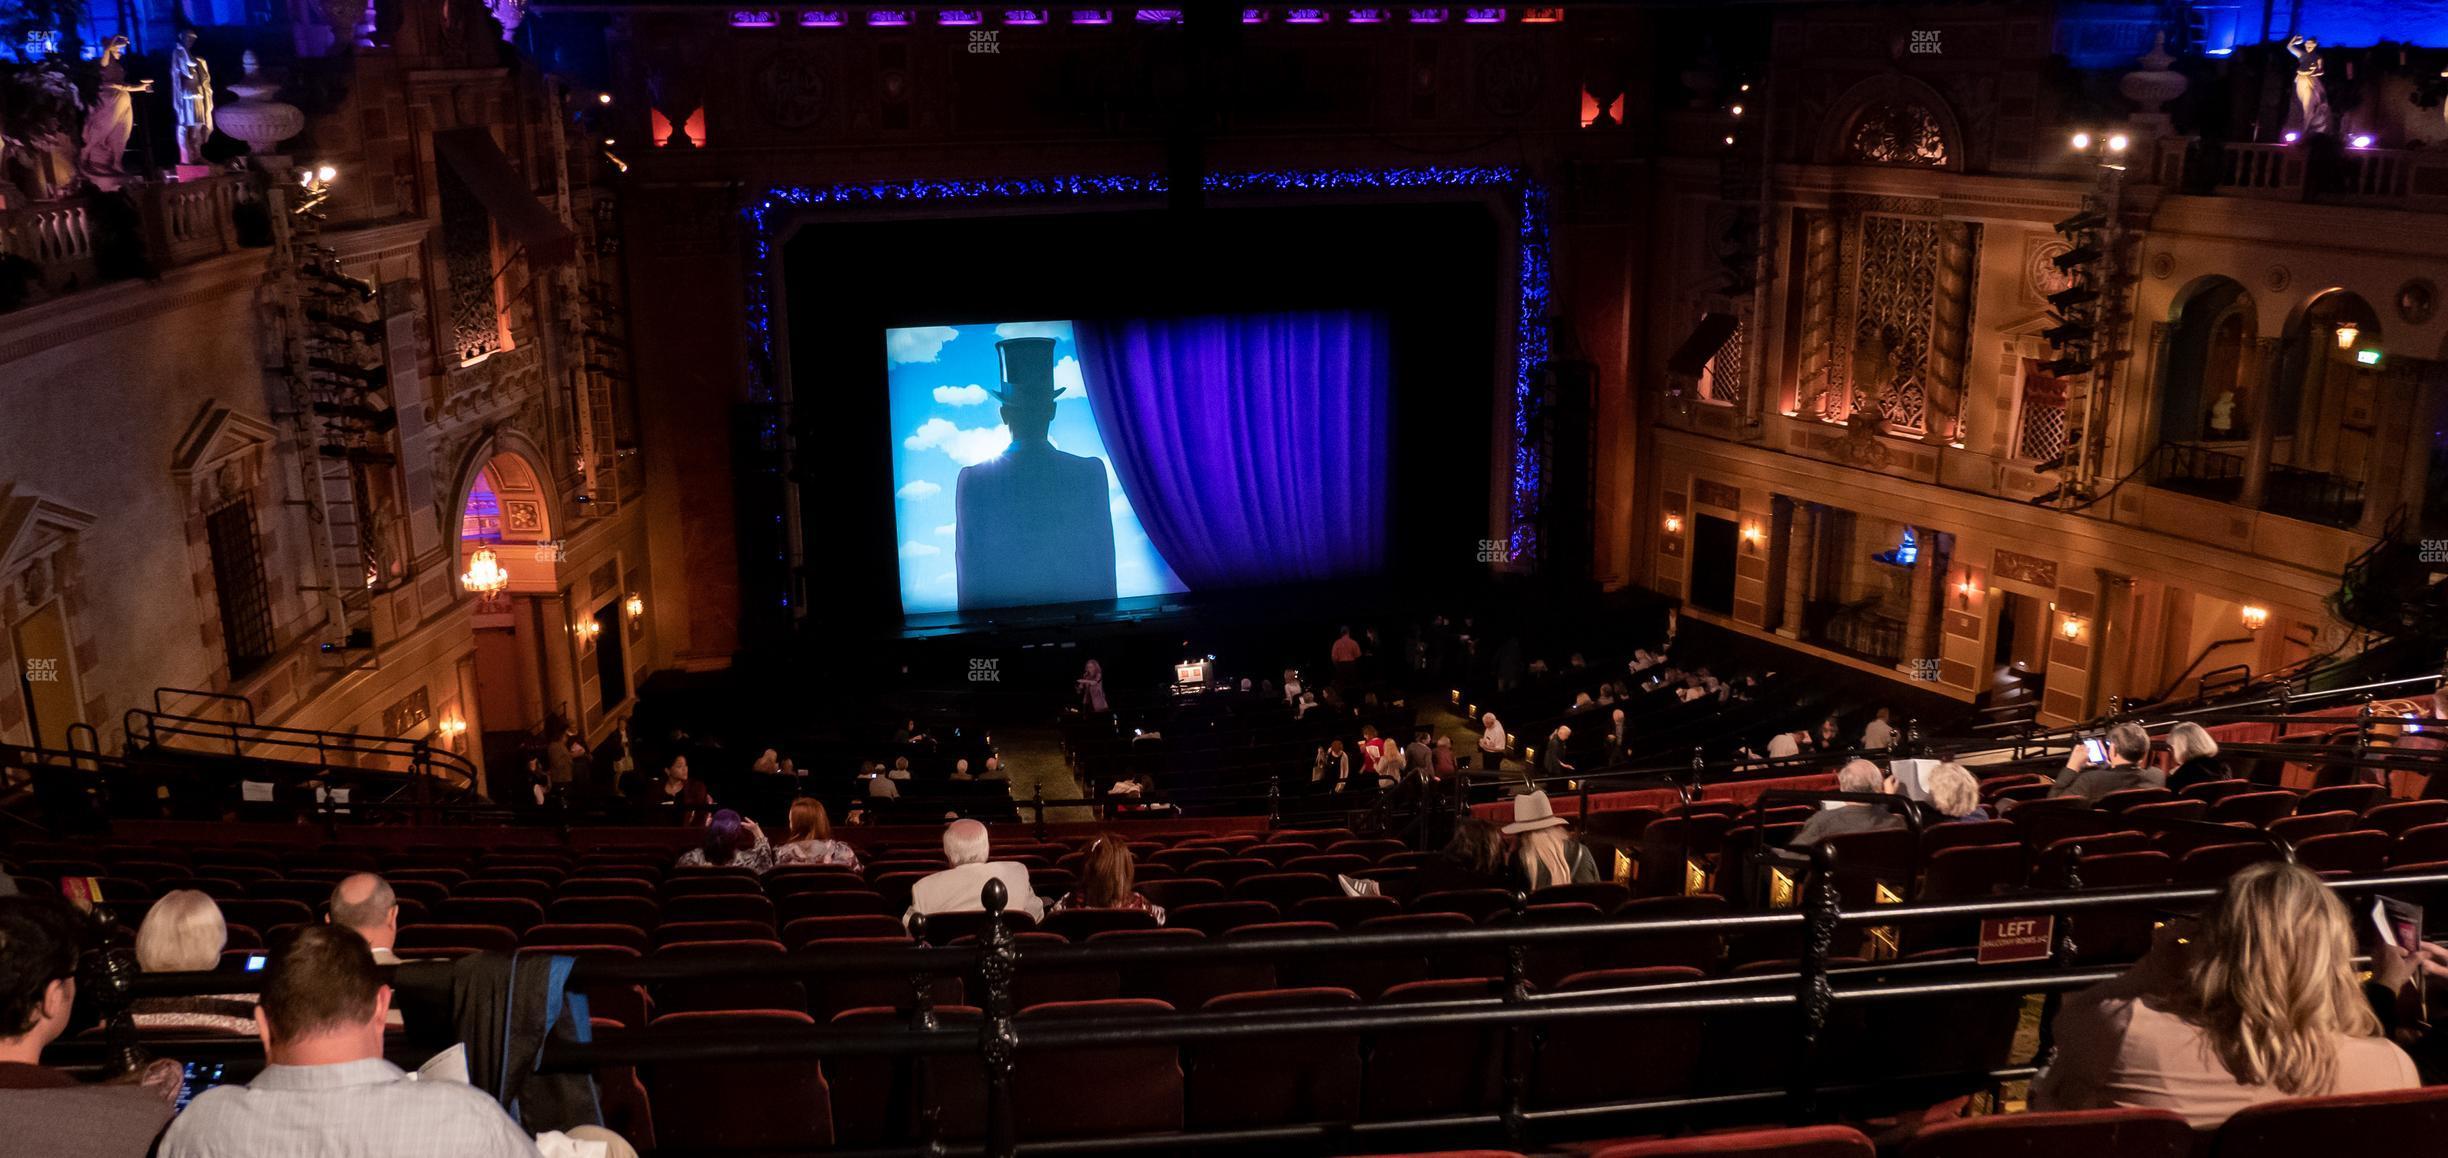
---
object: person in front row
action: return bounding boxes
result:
[158,927,543,1158]
[2032,861,2416,1128]
[905,819,1045,928]
[0,894,182,1157]
[1050,835,1164,924]
[1504,790,1600,889]
[2052,722,2162,805]
[1789,759,1904,849]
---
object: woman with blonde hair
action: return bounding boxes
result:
[2034,861,2416,1127]
[130,889,256,1034]
[1051,834,1164,923]
[774,797,862,869]
[1923,761,1987,822]
[1504,790,1599,889]
[2166,721,2231,791]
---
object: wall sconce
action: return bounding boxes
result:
[1450,689,1462,705]
[2059,615,2085,641]
[2335,323,2361,349]
[1740,522,1763,550]
[435,714,468,746]
[624,593,645,620]
[574,618,603,642]
[1955,576,1979,607]
[1663,513,1683,535]
[2240,605,2269,632]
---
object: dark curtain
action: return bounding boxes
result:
[1075,310,1391,589]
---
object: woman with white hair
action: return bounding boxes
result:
[2165,722,2230,791]
[130,889,256,1034]
[1923,761,1988,822]
[2034,861,2415,1126]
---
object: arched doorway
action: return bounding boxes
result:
[453,447,565,797]
[2268,290,2383,527]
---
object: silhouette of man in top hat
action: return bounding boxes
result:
[954,337,1117,611]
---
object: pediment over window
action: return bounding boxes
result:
[0,484,97,579]
[171,404,280,493]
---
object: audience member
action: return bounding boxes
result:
[675,809,775,873]
[1504,790,1600,889]
[774,798,862,869]
[1789,759,1904,848]
[1860,707,1897,751]
[130,889,255,1035]
[1076,660,1109,713]
[1399,818,1512,901]
[1431,736,1458,775]
[1538,725,1574,784]
[644,752,714,824]
[1477,712,1510,770]
[2032,861,2416,1127]
[0,894,179,1154]
[159,927,545,1157]
[1313,739,1352,790]
[1404,731,1434,784]
[1923,761,1988,822]
[1050,835,1165,924]
[906,820,1044,927]
[327,874,401,965]
[980,755,1008,781]
[2166,722,2231,791]
[866,764,900,798]
[2052,722,2162,804]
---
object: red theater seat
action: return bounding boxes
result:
[1588,1125,1877,1158]
[1530,966,1706,1108]
[643,1010,833,1150]
[2208,1085,2448,1157]
[1014,999,1183,1140]
[1038,907,1160,941]
[396,923,516,956]
[1901,1107,2194,1158]
[1186,988,1361,1129]
[1361,978,1505,1120]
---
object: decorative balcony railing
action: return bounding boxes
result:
[0,175,251,311]
[2196,140,2448,209]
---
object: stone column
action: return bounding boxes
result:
[2238,338,2283,510]
[1777,502,1816,639]
[1897,532,1940,676]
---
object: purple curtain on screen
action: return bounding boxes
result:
[1075,311,1390,589]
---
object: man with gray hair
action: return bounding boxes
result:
[2052,721,2163,805]
[327,874,401,966]
[1788,758,1905,849]
[905,819,1044,928]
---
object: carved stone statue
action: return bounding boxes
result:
[170,30,214,168]
[2287,36,2332,137]
[77,36,153,189]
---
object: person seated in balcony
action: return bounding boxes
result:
[674,810,774,875]
[2052,722,2163,805]
[1398,818,1512,902]
[1860,707,1898,751]
[0,894,181,1154]
[1923,761,1990,823]
[773,798,861,870]
[130,889,257,1035]
[2033,861,2415,1128]
[1505,790,1600,890]
[1789,759,1904,849]
[636,751,713,824]
[906,819,1044,928]
[1049,835,1164,924]
[2165,722,2232,792]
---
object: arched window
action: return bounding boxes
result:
[2268,291,2383,526]
[1846,102,1951,168]
[2149,277,2258,501]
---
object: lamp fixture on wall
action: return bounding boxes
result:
[435,714,468,747]
[2240,605,2268,632]
[624,593,645,620]
[1740,522,1762,550]
[2335,323,2361,349]
[2059,614,2085,641]
[575,618,602,642]
[1663,513,1683,535]
[1955,576,1979,607]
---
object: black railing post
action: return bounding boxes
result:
[2035,845,2084,1063]
[1576,768,1591,821]
[911,939,944,1158]
[82,913,146,1078]
[1500,888,1531,1149]
[1791,842,1840,1120]
[977,879,1019,1158]
[1267,774,1282,830]
[1032,783,1047,842]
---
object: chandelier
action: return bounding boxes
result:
[461,547,511,600]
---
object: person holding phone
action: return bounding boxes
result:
[2050,722,2162,805]
[2034,862,2416,1127]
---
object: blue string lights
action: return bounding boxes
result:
[742,164,1556,579]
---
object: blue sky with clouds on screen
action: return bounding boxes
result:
[885,320,1185,614]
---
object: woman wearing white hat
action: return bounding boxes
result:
[1503,790,1600,889]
